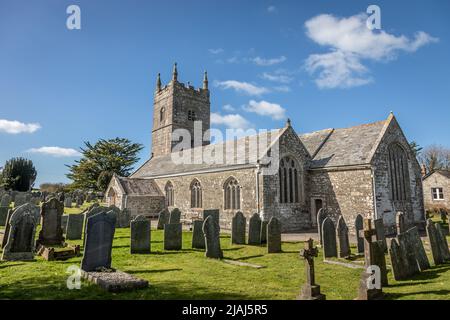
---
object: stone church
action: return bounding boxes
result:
[105,64,425,234]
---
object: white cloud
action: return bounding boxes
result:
[304,13,438,88]
[27,146,81,157]
[211,112,251,130]
[273,85,291,92]
[253,55,287,66]
[209,48,224,54]
[267,6,277,13]
[0,119,41,134]
[261,72,294,84]
[215,80,269,96]
[243,100,286,120]
[223,104,236,112]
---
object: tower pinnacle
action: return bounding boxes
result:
[156,73,161,92]
[172,62,178,82]
[203,71,208,90]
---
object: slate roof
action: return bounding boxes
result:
[116,176,163,196]
[423,170,450,180]
[131,129,284,178]
[299,120,387,169]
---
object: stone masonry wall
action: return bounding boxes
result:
[423,172,450,211]
[126,195,165,217]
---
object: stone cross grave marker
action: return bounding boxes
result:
[192,220,205,249]
[297,238,325,300]
[267,217,282,253]
[81,211,116,272]
[130,215,151,254]
[321,217,337,258]
[355,214,364,254]
[336,216,351,258]
[37,198,64,246]
[202,215,223,259]
[248,213,262,245]
[231,211,246,245]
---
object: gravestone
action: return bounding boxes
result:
[231,211,246,245]
[130,215,151,254]
[408,227,430,271]
[203,209,219,226]
[107,206,121,226]
[14,193,27,208]
[336,216,351,258]
[398,229,421,277]
[426,219,444,265]
[396,211,406,235]
[64,196,72,208]
[297,239,325,300]
[1,209,13,248]
[81,211,116,271]
[192,220,205,249]
[389,238,408,281]
[316,208,326,245]
[37,198,65,246]
[66,214,84,240]
[117,209,131,228]
[0,194,11,207]
[260,221,268,244]
[0,206,8,226]
[61,215,69,234]
[83,206,109,246]
[157,209,169,230]
[169,208,181,224]
[1,203,39,261]
[267,217,282,253]
[374,218,387,253]
[248,213,262,245]
[164,223,182,250]
[321,217,337,258]
[436,223,450,261]
[202,215,223,259]
[372,240,388,286]
[355,214,364,254]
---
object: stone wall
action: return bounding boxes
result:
[126,195,165,217]
[423,172,450,211]
[105,177,125,209]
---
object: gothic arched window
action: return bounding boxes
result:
[388,143,410,201]
[165,181,174,207]
[279,156,301,203]
[190,179,202,208]
[224,177,241,210]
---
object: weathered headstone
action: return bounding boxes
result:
[260,220,268,244]
[203,209,219,226]
[336,216,351,258]
[83,205,109,246]
[426,219,444,265]
[297,239,325,300]
[389,238,408,281]
[396,211,406,235]
[66,214,84,240]
[317,208,326,245]
[355,214,364,254]
[1,209,13,248]
[374,218,387,253]
[1,203,39,261]
[0,206,8,226]
[192,220,205,249]
[202,215,223,259]
[321,217,337,258]
[0,194,11,207]
[435,223,450,261]
[231,211,246,245]
[14,193,27,208]
[398,229,421,277]
[169,208,181,224]
[157,209,169,230]
[117,209,131,228]
[37,198,64,246]
[267,217,282,253]
[130,215,151,254]
[61,215,69,234]
[248,213,262,245]
[81,211,116,271]
[64,196,72,208]
[164,223,182,250]
[408,227,430,271]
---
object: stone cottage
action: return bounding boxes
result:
[106,64,425,234]
[422,170,450,212]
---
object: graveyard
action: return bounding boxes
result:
[0,199,449,300]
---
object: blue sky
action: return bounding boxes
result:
[1,0,449,186]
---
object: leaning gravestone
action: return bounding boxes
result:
[1,203,39,261]
[336,216,351,258]
[1,209,13,248]
[130,215,151,254]
[260,220,268,244]
[157,209,169,230]
[316,208,326,245]
[192,220,205,249]
[374,218,387,253]
[164,223,182,250]
[203,209,220,226]
[355,214,364,254]
[202,215,223,259]
[389,238,409,281]
[408,227,430,271]
[81,211,116,271]
[321,217,337,258]
[169,208,181,224]
[66,214,84,240]
[37,198,64,246]
[231,211,246,245]
[267,217,282,253]
[1,194,11,207]
[248,213,262,245]
[0,206,8,226]
[398,229,421,277]
[426,219,444,265]
[435,223,450,261]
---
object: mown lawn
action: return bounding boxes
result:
[0,222,449,300]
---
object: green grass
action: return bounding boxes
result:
[0,227,449,300]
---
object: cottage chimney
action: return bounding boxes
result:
[421,164,427,177]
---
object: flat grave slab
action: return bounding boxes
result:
[81,269,149,293]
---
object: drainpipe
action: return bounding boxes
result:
[255,160,261,215]
[371,166,378,220]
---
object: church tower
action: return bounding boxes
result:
[151,63,211,157]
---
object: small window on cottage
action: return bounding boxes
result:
[432,187,444,200]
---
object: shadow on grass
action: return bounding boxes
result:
[0,263,26,269]
[125,268,182,274]
[229,254,264,261]
[385,289,450,300]
[222,247,243,252]
[387,281,432,287]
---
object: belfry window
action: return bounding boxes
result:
[160,107,165,122]
[224,177,241,210]
[188,110,196,121]
[279,156,301,203]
